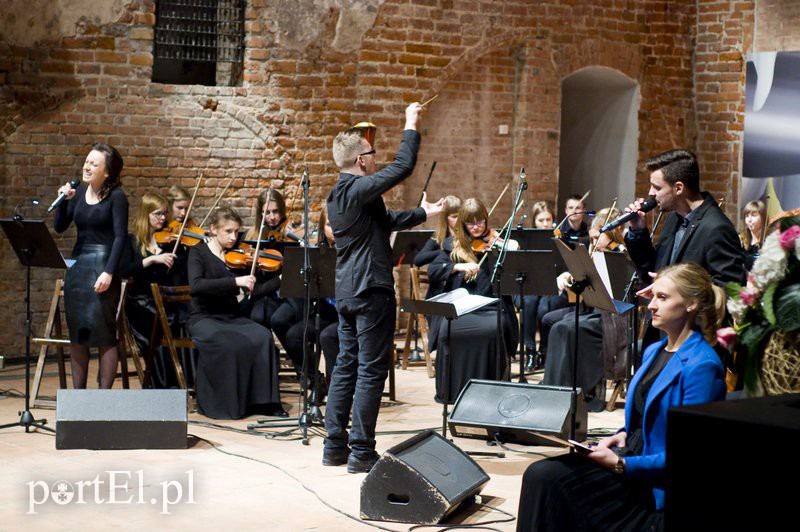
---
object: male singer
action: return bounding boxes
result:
[323,103,443,473]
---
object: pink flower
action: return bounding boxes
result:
[716,327,738,349]
[779,225,800,250]
[740,287,758,306]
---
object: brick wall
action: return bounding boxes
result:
[0,0,795,357]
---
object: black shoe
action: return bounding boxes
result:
[347,452,380,474]
[264,404,289,418]
[322,448,350,467]
[524,348,535,371]
[534,351,546,370]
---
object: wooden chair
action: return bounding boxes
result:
[148,284,195,399]
[31,279,143,408]
[600,309,632,411]
[399,266,434,378]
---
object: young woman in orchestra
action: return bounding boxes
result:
[186,206,285,419]
[518,263,727,532]
[53,142,128,389]
[121,192,178,387]
[164,185,193,285]
[739,200,766,271]
[427,197,519,403]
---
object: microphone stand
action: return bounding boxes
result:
[490,168,527,382]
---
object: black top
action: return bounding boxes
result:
[625,192,746,286]
[558,220,590,247]
[415,236,454,299]
[427,247,497,298]
[744,243,760,271]
[120,235,172,297]
[54,183,129,274]
[625,346,675,457]
[326,129,427,299]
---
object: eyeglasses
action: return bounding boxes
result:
[465,220,486,228]
[355,149,376,164]
[150,211,168,218]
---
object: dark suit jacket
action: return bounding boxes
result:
[327,129,427,300]
[624,192,746,286]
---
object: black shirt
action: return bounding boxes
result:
[326,129,427,299]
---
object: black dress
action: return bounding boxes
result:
[427,248,518,404]
[186,242,281,419]
[54,184,128,346]
[413,236,453,350]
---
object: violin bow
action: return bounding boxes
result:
[197,177,233,229]
[417,161,437,207]
[554,188,591,237]
[487,182,511,218]
[170,175,203,256]
[588,197,617,256]
[476,199,526,268]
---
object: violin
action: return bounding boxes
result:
[261,219,302,243]
[224,244,283,272]
[471,229,519,254]
[154,219,207,247]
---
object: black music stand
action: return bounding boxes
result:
[0,218,70,434]
[507,228,568,272]
[249,246,336,441]
[554,240,634,444]
[392,230,434,361]
[497,250,558,383]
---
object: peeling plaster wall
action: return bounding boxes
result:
[1,0,126,47]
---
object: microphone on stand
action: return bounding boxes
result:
[519,167,527,189]
[47,179,80,213]
[600,196,658,233]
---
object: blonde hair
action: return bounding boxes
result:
[592,207,625,248]
[656,263,726,345]
[167,185,191,205]
[434,196,462,246]
[318,202,331,246]
[530,200,555,228]
[209,205,242,229]
[740,200,766,248]
[451,198,489,264]
[332,128,367,169]
[133,192,168,257]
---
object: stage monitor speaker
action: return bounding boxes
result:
[448,380,587,446]
[666,393,800,531]
[56,389,188,450]
[360,430,489,524]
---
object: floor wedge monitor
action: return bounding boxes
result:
[448,380,587,446]
[360,430,489,524]
[56,389,188,450]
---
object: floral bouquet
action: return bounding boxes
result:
[718,215,800,394]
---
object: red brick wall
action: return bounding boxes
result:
[0,0,791,357]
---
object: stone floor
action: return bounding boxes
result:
[0,353,624,531]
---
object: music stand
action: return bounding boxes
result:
[496,250,557,383]
[248,246,336,441]
[392,230,434,361]
[554,240,634,443]
[0,218,70,434]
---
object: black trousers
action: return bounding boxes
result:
[324,289,395,459]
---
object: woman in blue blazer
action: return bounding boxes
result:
[517,263,727,531]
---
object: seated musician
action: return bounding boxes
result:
[739,200,766,271]
[413,194,461,352]
[165,185,193,285]
[427,197,519,404]
[517,263,727,532]
[186,205,286,419]
[120,192,179,387]
[541,207,627,411]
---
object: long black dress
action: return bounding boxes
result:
[413,236,453,351]
[427,248,518,404]
[186,241,281,419]
[54,184,128,346]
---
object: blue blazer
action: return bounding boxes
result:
[623,330,726,510]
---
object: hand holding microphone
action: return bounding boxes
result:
[602,196,658,233]
[48,179,80,212]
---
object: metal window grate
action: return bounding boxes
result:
[153,0,244,64]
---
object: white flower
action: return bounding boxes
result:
[795,236,800,260]
[727,295,748,323]
[751,231,788,290]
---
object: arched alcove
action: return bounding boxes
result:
[558,67,639,211]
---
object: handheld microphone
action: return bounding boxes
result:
[47,179,80,213]
[600,196,658,233]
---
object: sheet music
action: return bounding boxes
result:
[429,288,497,316]
[592,252,614,298]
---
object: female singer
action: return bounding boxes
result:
[541,207,627,410]
[186,206,285,419]
[427,198,519,403]
[521,200,565,370]
[517,263,727,532]
[413,195,461,351]
[120,192,178,387]
[739,200,766,271]
[53,142,128,389]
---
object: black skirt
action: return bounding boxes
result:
[64,244,121,346]
[188,315,280,420]
[517,453,663,532]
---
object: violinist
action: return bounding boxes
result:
[739,200,766,271]
[427,198,519,404]
[186,205,285,419]
[541,207,627,412]
[163,185,193,285]
[120,192,179,387]
[413,195,461,352]
[557,193,590,244]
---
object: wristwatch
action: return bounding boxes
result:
[612,457,626,475]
